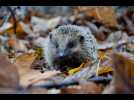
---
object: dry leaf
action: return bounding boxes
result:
[68,60,91,75]
[28,87,48,94]
[14,53,37,76]
[0,87,48,94]
[92,6,118,27]
[106,31,128,43]
[7,37,17,48]
[97,42,114,50]
[14,53,60,87]
[78,6,118,27]
[0,54,19,89]
[95,32,107,41]
[68,63,85,75]
[0,23,13,35]
[14,40,28,52]
[23,70,60,87]
[98,39,127,50]
[0,88,18,94]
[14,53,37,87]
[4,21,27,38]
[96,51,113,76]
[31,16,61,34]
[103,52,134,93]
[97,66,113,76]
[61,82,103,94]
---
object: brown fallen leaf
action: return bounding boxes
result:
[0,54,19,89]
[7,37,17,48]
[0,21,27,37]
[97,66,113,76]
[28,87,48,94]
[0,87,48,94]
[103,52,134,94]
[61,82,103,94]
[14,53,37,76]
[95,32,107,41]
[14,53,60,87]
[0,88,18,94]
[8,21,28,38]
[21,70,60,87]
[14,53,37,87]
[98,40,127,50]
[77,6,118,27]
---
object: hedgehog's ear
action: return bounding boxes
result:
[79,35,84,43]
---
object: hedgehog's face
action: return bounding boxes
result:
[48,31,85,67]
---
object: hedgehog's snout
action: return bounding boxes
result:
[56,48,71,60]
[56,50,66,60]
[57,51,65,59]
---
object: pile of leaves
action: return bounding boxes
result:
[0,6,134,94]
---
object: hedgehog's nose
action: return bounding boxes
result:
[57,51,66,59]
[58,52,65,59]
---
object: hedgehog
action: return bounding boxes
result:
[44,25,98,71]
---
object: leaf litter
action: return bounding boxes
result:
[0,6,134,94]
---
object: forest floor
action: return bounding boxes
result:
[0,6,134,94]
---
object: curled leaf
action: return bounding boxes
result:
[68,63,85,75]
[68,59,91,75]
[97,66,113,76]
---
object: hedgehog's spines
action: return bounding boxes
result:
[44,25,98,69]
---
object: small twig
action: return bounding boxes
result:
[6,6,17,35]
[0,8,11,27]
[96,59,101,76]
[31,80,79,89]
[88,75,112,84]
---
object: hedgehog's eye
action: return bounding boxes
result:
[55,42,59,48]
[79,35,84,43]
[49,33,52,39]
[67,41,75,48]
